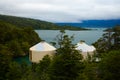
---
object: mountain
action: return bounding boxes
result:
[0,14,87,30]
[57,19,120,28]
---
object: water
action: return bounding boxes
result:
[15,28,106,63]
[14,55,31,65]
[35,28,106,45]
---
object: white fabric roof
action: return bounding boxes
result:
[30,42,56,51]
[75,42,96,52]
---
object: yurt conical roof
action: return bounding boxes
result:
[75,42,96,52]
[30,41,56,51]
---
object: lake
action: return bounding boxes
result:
[15,28,106,63]
[35,28,106,45]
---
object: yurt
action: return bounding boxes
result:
[75,41,96,59]
[29,41,56,63]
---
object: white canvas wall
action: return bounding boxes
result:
[30,50,56,63]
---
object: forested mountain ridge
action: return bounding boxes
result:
[0,14,87,30]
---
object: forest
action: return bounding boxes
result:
[0,14,88,30]
[0,20,120,80]
[0,21,41,57]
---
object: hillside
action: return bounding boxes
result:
[0,14,87,30]
[0,21,41,57]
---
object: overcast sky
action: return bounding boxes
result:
[0,0,120,22]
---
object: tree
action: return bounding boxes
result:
[93,26,120,53]
[6,62,22,80]
[35,55,51,80]
[0,21,41,57]
[98,50,120,80]
[112,25,120,49]
[82,55,99,80]
[6,61,32,80]
[55,29,65,48]
[0,45,12,80]
[49,30,84,80]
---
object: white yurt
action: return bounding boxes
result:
[75,41,96,59]
[29,41,56,63]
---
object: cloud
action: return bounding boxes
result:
[0,0,120,22]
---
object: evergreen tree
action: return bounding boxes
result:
[98,50,120,80]
[0,45,12,80]
[35,55,51,80]
[112,25,120,49]
[93,26,120,53]
[49,30,84,80]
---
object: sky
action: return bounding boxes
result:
[0,0,120,22]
